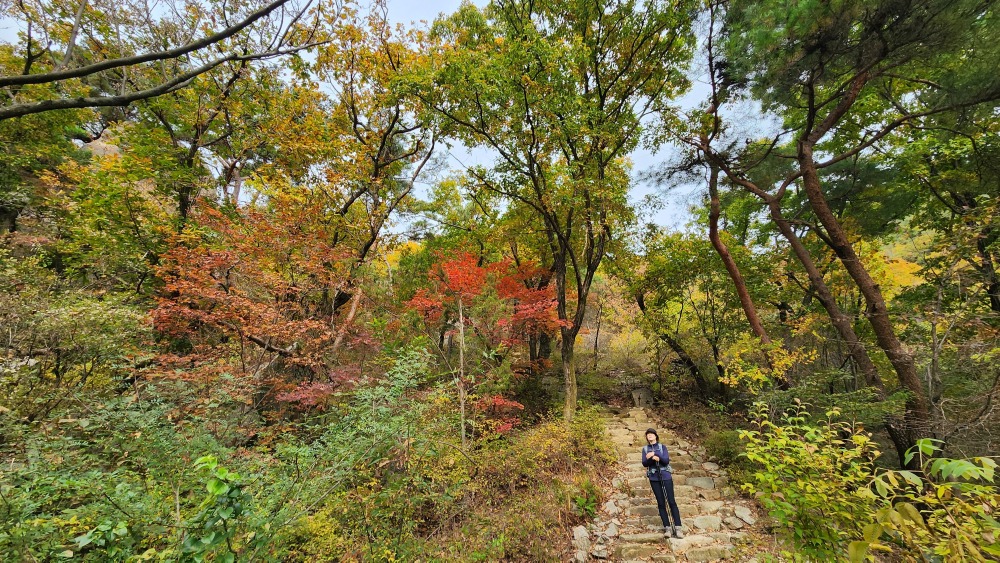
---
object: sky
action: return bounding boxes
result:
[1,0,706,228]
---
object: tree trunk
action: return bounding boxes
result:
[707,165,772,347]
[706,165,786,388]
[593,298,603,371]
[763,196,882,390]
[539,332,553,359]
[458,295,467,450]
[561,327,577,422]
[799,144,932,458]
[711,155,918,464]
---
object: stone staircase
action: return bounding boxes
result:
[572,408,760,562]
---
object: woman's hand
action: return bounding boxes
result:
[652,456,660,462]
[645,451,655,460]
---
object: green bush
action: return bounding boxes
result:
[741,401,1000,562]
[704,429,745,468]
[853,439,1000,562]
[741,401,880,560]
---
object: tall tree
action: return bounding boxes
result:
[696,0,1000,462]
[0,0,325,120]
[413,0,695,420]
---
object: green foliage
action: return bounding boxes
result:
[852,439,1000,562]
[571,477,601,519]
[742,402,1000,562]
[178,456,258,562]
[703,430,745,469]
[741,401,881,560]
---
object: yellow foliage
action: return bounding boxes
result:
[721,336,817,394]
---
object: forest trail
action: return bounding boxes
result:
[571,407,764,562]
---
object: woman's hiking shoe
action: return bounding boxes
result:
[672,526,684,538]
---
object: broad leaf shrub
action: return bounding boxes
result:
[852,439,1000,562]
[740,401,881,560]
[741,401,1000,562]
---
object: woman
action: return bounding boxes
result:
[641,427,683,538]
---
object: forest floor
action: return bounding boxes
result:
[569,406,781,562]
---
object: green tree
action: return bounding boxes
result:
[412,0,696,420]
[688,0,1000,463]
[0,0,323,120]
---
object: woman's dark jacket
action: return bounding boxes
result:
[641,442,672,482]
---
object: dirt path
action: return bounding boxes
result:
[571,407,766,562]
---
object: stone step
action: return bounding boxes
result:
[664,533,717,551]
[619,532,669,544]
[684,544,735,562]
[616,543,659,559]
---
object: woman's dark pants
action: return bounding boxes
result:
[648,477,682,529]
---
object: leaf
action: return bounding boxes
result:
[863,523,883,542]
[897,503,926,528]
[874,478,889,497]
[848,541,870,563]
[206,478,230,496]
[897,470,923,487]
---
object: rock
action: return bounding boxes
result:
[620,532,667,543]
[687,476,716,490]
[605,522,619,538]
[690,515,723,531]
[616,544,659,559]
[667,534,715,552]
[696,489,721,500]
[592,545,609,559]
[632,387,654,407]
[702,461,720,471]
[686,545,734,562]
[650,555,677,562]
[699,500,725,513]
[574,549,588,562]
[724,516,745,529]
[734,505,756,525]
[603,499,621,516]
[572,525,591,553]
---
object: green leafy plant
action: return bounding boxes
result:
[572,477,600,519]
[180,456,258,563]
[742,402,1000,562]
[740,401,881,561]
[849,439,1000,562]
[73,520,134,560]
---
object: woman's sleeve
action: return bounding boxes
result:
[640,446,653,468]
[661,445,670,465]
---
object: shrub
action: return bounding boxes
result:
[852,439,1000,562]
[741,401,1000,562]
[740,401,881,560]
